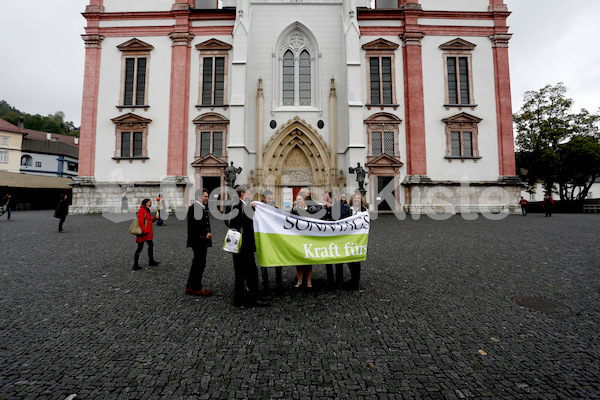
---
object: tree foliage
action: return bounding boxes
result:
[0,100,80,137]
[514,83,600,202]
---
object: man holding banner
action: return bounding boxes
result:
[252,200,370,287]
[229,185,269,308]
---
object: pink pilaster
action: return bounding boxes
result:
[490,33,516,176]
[79,33,104,177]
[167,6,193,176]
[401,16,427,176]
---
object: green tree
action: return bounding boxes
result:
[0,100,80,137]
[514,83,600,203]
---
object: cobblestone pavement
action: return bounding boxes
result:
[1,210,599,399]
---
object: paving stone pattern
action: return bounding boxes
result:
[0,210,599,399]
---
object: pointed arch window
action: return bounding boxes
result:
[280,46,312,107]
[299,51,311,105]
[276,27,317,109]
[282,51,295,106]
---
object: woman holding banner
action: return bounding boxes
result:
[291,194,315,289]
[343,192,368,291]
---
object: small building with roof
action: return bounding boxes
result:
[0,118,27,174]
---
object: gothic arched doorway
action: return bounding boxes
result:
[259,117,335,209]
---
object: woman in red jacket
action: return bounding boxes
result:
[134,198,160,270]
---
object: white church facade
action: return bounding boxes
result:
[73,0,521,214]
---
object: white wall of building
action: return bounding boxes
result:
[243,2,347,184]
[421,35,500,182]
[103,0,172,13]
[20,152,79,177]
[95,36,173,182]
[420,0,489,12]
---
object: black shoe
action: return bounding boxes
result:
[133,266,142,271]
[149,261,160,266]
[250,299,270,307]
[342,281,359,291]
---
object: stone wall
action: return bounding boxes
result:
[70,177,191,214]
[403,177,523,215]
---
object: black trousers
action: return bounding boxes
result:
[326,264,344,285]
[187,245,208,290]
[58,215,66,231]
[135,240,155,261]
[261,266,283,286]
[347,262,361,285]
[233,250,259,305]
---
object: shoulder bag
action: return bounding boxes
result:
[129,211,144,235]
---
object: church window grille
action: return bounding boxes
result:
[442,113,481,161]
[111,113,151,162]
[369,57,393,105]
[277,27,316,108]
[299,51,311,105]
[450,130,473,157]
[199,130,224,157]
[447,57,470,105]
[123,58,146,105]
[120,131,144,158]
[363,39,399,109]
[117,39,153,109]
[370,130,396,157]
[440,39,476,108]
[283,51,295,106]
[202,57,225,106]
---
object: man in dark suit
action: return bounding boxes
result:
[185,188,213,296]
[229,185,269,307]
[322,191,344,288]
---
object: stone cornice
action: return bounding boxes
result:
[401,32,424,47]
[489,33,512,48]
[81,34,105,49]
[85,5,105,13]
[169,32,195,47]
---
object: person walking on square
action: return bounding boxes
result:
[260,189,283,292]
[185,188,213,296]
[55,193,69,232]
[543,194,554,217]
[1,193,12,221]
[343,192,368,291]
[133,198,160,270]
[292,194,315,289]
[156,194,165,226]
[519,196,529,216]
[322,191,344,288]
[229,185,269,307]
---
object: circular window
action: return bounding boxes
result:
[270,120,277,129]
[317,120,324,129]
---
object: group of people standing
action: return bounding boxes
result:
[130,186,368,308]
[290,189,366,292]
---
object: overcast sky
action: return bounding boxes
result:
[0,0,598,127]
